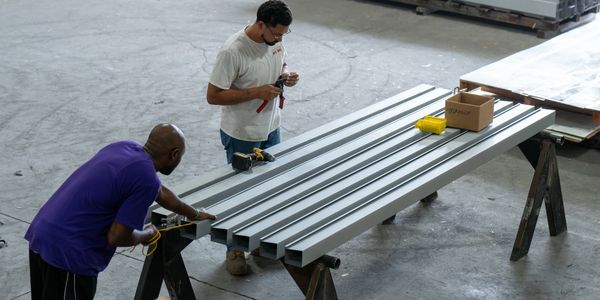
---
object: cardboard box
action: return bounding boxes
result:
[445,92,494,131]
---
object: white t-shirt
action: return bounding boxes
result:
[209,29,286,141]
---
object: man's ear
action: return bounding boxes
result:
[171,148,180,160]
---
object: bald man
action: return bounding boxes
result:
[25,124,215,300]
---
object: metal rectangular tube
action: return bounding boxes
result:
[231,129,450,251]
[211,99,455,245]
[153,87,451,234]
[146,85,436,216]
[260,104,534,259]
[267,84,437,156]
[284,108,555,267]
[232,101,513,251]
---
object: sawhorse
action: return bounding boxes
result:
[134,228,194,300]
[134,228,340,300]
[512,132,567,260]
[282,255,340,300]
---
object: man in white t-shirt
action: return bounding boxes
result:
[206,0,299,275]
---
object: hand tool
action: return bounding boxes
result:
[232,147,276,171]
[256,76,286,113]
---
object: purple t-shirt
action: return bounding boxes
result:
[25,141,161,276]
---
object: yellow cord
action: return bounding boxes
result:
[132,222,196,257]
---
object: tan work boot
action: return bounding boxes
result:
[226,250,248,275]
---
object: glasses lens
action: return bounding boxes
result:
[268,26,290,38]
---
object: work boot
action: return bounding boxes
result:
[226,250,248,275]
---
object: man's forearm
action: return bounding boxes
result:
[107,222,155,247]
[156,185,196,219]
[207,86,260,105]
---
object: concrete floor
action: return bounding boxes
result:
[1,0,599,299]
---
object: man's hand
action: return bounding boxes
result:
[282,72,299,87]
[156,185,218,224]
[141,224,159,246]
[255,84,282,101]
[193,209,217,221]
[107,221,159,247]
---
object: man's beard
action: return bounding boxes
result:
[261,34,277,46]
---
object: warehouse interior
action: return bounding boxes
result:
[1,0,599,299]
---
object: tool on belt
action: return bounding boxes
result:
[232,147,276,171]
[256,75,285,113]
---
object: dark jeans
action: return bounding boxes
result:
[221,128,280,252]
[29,250,97,300]
[220,128,281,164]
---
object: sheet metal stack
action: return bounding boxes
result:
[462,0,599,20]
[151,84,554,267]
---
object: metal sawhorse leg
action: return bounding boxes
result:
[512,132,567,261]
[282,255,341,300]
[134,228,195,300]
[134,227,341,300]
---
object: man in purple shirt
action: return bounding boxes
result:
[25,123,215,299]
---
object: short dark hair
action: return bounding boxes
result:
[257,0,292,27]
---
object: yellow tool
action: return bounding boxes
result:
[232,147,276,171]
[415,116,447,135]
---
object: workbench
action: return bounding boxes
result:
[136,84,565,300]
